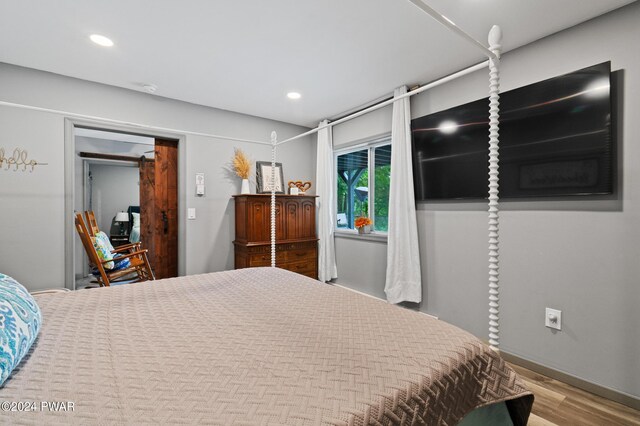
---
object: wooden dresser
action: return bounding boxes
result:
[233,194,318,279]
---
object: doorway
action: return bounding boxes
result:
[81,160,141,281]
[72,128,179,288]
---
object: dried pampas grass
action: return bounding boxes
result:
[232,148,251,179]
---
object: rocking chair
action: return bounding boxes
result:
[75,212,155,287]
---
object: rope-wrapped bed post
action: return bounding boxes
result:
[270,131,277,268]
[487,25,502,352]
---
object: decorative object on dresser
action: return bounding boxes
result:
[233,194,318,279]
[231,148,251,194]
[287,180,312,195]
[256,161,284,193]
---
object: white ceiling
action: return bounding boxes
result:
[0,0,635,127]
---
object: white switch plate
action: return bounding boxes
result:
[187,208,196,220]
[545,308,562,330]
[195,173,205,196]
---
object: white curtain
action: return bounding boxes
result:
[316,120,338,282]
[384,86,422,304]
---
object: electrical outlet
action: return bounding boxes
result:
[545,308,562,330]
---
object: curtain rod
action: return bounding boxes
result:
[277,60,489,146]
[0,100,272,146]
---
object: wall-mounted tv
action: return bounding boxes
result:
[411,62,614,201]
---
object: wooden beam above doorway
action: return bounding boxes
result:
[79,152,154,163]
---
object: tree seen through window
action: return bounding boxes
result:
[336,142,391,232]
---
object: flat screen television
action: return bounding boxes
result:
[411,62,614,201]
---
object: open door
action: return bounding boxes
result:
[140,139,178,279]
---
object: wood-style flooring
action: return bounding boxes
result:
[508,363,640,425]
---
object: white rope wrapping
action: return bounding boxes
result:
[270,131,277,268]
[487,26,502,351]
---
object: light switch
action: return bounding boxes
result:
[188,208,196,220]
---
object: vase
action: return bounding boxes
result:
[240,178,250,194]
[357,225,371,234]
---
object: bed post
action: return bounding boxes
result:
[488,25,502,352]
[270,131,277,268]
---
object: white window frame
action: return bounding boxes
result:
[334,135,391,238]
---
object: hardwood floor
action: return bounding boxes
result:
[508,363,640,425]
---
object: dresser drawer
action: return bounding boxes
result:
[282,259,317,275]
[284,247,316,262]
[248,252,286,267]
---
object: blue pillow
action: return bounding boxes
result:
[91,254,131,277]
[0,273,42,386]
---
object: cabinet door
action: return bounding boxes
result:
[247,199,269,242]
[284,199,301,240]
[273,200,286,241]
[300,199,316,239]
[234,197,247,242]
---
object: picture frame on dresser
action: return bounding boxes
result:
[256,161,285,194]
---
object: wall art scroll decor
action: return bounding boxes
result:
[0,148,48,172]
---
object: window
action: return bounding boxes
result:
[336,137,391,232]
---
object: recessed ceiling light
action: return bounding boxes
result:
[90,34,114,47]
[287,92,301,100]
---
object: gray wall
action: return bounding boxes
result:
[332,3,640,399]
[74,137,152,222]
[88,163,139,234]
[0,63,315,291]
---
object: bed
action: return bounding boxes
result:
[127,206,140,244]
[0,268,532,425]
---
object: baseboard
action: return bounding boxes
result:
[501,351,640,411]
[331,282,438,320]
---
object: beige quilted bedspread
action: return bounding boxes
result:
[0,268,532,425]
